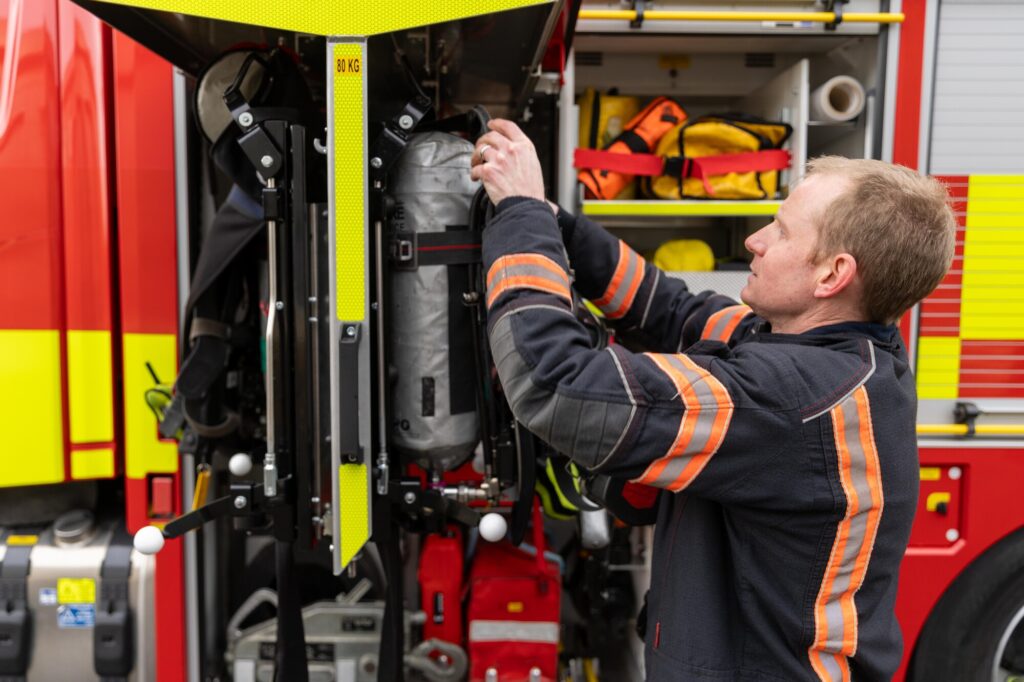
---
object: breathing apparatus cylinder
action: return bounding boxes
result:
[388,131,481,472]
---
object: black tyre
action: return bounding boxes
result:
[910,528,1024,682]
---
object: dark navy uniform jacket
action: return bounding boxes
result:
[482,197,919,681]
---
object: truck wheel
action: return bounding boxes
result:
[910,529,1024,681]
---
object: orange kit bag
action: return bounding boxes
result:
[576,96,686,200]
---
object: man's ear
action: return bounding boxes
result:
[813,252,859,300]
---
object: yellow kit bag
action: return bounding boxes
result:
[578,88,642,151]
[644,115,792,200]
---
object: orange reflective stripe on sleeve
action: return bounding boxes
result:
[633,353,734,491]
[809,386,884,681]
[486,253,572,309]
[701,304,752,342]
[593,241,646,319]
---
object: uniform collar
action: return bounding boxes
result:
[751,320,903,355]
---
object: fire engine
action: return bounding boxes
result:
[1,1,1022,680]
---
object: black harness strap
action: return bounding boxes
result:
[0,540,32,681]
[94,527,134,682]
[391,230,482,268]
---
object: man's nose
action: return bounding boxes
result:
[745,229,765,255]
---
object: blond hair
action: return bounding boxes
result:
[805,156,956,324]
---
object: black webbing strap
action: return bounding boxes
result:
[273,541,308,682]
[392,230,482,268]
[617,129,649,154]
[0,542,32,681]
[94,527,134,682]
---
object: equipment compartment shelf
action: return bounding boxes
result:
[581,200,781,218]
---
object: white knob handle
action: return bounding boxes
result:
[478,513,508,543]
[133,525,166,555]
[229,452,253,477]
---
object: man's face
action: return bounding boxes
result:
[740,174,849,328]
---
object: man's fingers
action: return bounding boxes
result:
[488,118,529,143]
[475,131,508,161]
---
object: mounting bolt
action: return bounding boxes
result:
[260,155,274,168]
[404,492,417,504]
[233,495,248,509]
[370,157,383,169]
[275,300,284,310]
[238,112,254,127]
[398,114,414,130]
[946,528,960,543]
[344,325,357,337]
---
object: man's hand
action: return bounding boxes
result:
[470,119,546,206]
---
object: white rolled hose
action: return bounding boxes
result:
[810,75,865,123]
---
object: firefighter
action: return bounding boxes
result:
[470,119,956,681]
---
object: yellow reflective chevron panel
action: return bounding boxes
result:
[123,333,178,478]
[333,41,367,322]
[90,0,551,36]
[338,463,370,568]
[67,330,115,444]
[0,330,65,487]
[916,337,961,400]
[962,175,1024,340]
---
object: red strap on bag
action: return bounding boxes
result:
[574,148,791,196]
[574,148,665,177]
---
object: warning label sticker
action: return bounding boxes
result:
[39,587,58,606]
[57,604,96,629]
[57,577,96,604]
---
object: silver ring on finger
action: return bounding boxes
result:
[478,144,492,163]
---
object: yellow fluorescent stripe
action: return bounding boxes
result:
[968,175,1024,186]
[961,276,1024,291]
[918,424,1024,436]
[334,42,366,322]
[961,325,1024,341]
[0,330,65,487]
[67,330,114,443]
[582,200,781,217]
[963,243,1024,258]
[578,9,903,23]
[123,333,178,479]
[91,0,552,36]
[965,213,1024,229]
[71,448,115,479]
[959,299,1024,315]
[916,337,961,400]
[338,463,370,569]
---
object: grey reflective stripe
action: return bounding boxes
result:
[489,264,569,291]
[596,246,645,319]
[819,652,843,682]
[802,344,877,423]
[703,305,749,342]
[639,268,660,331]
[809,385,884,680]
[486,255,571,308]
[593,348,638,470]
[636,353,733,491]
[489,311,633,469]
[469,620,559,644]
